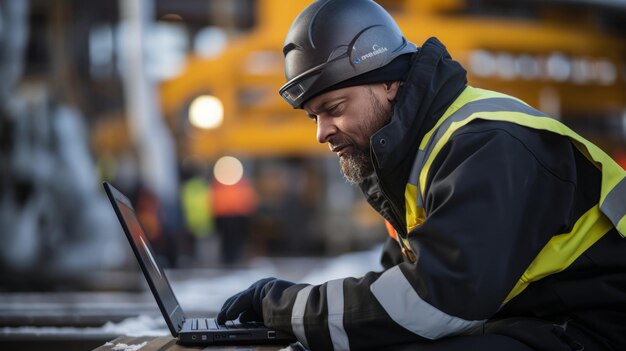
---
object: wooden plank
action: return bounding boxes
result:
[94,336,291,351]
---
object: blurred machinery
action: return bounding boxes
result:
[0,0,127,290]
[86,0,626,258]
[142,0,626,158]
[3,0,625,283]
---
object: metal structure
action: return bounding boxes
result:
[151,0,626,159]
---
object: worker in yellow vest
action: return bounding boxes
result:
[217,1,626,350]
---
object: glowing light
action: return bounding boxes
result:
[468,50,496,77]
[546,53,571,82]
[495,53,516,80]
[594,59,617,86]
[189,95,224,129]
[571,58,591,85]
[213,156,244,185]
[194,27,227,59]
[515,54,540,80]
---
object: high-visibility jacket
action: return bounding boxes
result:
[262,37,626,351]
[399,85,626,303]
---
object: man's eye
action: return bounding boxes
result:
[328,105,340,114]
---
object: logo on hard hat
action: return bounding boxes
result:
[354,44,388,64]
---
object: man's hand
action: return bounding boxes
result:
[217,277,294,324]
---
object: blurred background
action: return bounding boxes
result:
[1,0,625,348]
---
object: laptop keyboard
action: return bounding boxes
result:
[190,318,264,330]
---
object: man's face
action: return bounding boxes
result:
[303,83,398,184]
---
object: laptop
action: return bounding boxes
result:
[103,181,296,345]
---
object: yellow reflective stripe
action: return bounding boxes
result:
[407,87,512,235]
[415,106,624,304]
[404,183,425,233]
[419,112,535,198]
[419,87,527,151]
[407,88,626,309]
[503,204,612,303]
[419,88,480,150]
[419,111,626,236]
[418,111,626,215]
[419,103,460,151]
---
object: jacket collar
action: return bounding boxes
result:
[370,37,468,176]
[359,37,467,231]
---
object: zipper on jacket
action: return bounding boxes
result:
[373,171,420,262]
[378,178,407,238]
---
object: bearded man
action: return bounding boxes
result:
[217,1,626,350]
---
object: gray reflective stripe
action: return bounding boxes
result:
[408,150,426,186]
[327,279,350,351]
[417,188,424,209]
[413,97,548,208]
[291,285,313,349]
[601,176,626,235]
[421,98,547,174]
[409,150,427,208]
[370,266,485,340]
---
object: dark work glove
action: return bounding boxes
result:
[217,277,294,324]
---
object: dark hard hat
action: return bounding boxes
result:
[279,0,417,109]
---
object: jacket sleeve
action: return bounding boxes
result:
[262,271,429,350]
[262,123,577,350]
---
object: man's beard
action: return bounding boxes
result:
[339,94,392,185]
[339,149,372,185]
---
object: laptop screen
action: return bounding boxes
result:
[106,182,185,336]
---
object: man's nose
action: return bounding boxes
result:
[316,116,337,144]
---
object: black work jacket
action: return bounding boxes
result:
[361,37,626,350]
[261,38,626,351]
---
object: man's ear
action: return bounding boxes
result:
[384,81,402,102]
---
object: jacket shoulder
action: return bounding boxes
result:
[449,119,578,184]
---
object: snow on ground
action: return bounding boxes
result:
[101,314,168,336]
[299,245,383,284]
[170,261,280,313]
[2,245,384,337]
[171,244,383,312]
[103,341,148,351]
[1,314,169,337]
